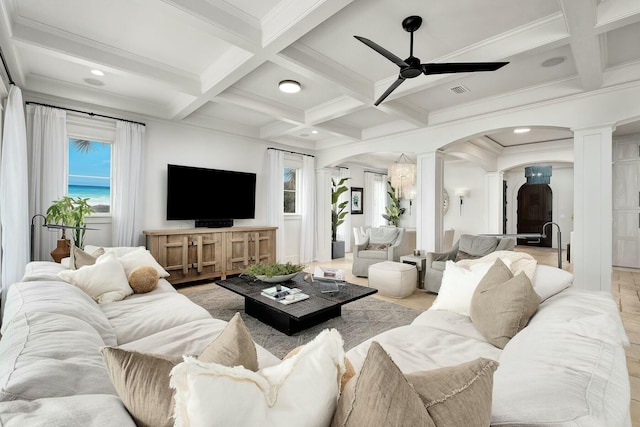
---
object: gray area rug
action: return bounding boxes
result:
[185,286,422,359]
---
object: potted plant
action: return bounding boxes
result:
[331,177,350,259]
[46,196,95,261]
[382,181,406,226]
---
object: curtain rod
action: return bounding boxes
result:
[25,101,145,126]
[364,170,386,176]
[267,147,314,157]
[0,45,15,86]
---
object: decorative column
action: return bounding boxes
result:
[572,124,614,292]
[315,169,332,262]
[416,151,444,253]
[484,172,504,234]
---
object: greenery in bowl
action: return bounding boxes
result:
[242,262,305,278]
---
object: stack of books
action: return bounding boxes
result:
[261,286,309,304]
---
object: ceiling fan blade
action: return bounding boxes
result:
[422,62,509,75]
[354,36,409,68]
[374,77,405,106]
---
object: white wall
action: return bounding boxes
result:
[442,161,487,240]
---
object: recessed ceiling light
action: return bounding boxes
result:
[279,80,301,93]
[311,130,318,134]
[90,69,104,76]
[514,128,531,134]
[541,57,566,68]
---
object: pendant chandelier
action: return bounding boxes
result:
[525,165,552,185]
[388,153,416,198]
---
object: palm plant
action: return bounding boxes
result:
[382,181,406,226]
[46,196,95,248]
[331,177,350,241]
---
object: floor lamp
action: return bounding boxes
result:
[483,222,563,269]
[30,214,95,262]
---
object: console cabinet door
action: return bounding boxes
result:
[225,229,276,274]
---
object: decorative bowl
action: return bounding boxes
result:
[255,272,299,283]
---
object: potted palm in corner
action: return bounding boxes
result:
[46,196,95,262]
[382,181,406,226]
[331,177,350,259]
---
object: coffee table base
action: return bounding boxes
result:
[245,299,341,335]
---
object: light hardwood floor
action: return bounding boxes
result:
[305,246,640,425]
[180,246,640,425]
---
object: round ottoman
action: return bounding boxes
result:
[368,261,417,298]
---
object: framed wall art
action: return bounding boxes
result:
[351,187,363,214]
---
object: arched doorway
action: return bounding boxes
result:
[517,184,552,247]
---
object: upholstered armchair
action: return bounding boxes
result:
[352,227,415,277]
[424,234,516,293]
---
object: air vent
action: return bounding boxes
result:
[448,85,470,94]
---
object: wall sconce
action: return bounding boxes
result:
[407,186,416,214]
[454,188,469,215]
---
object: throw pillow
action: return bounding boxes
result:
[406,357,499,426]
[171,328,346,427]
[58,251,133,303]
[128,265,159,294]
[331,341,498,427]
[470,259,541,349]
[107,247,170,278]
[70,245,105,269]
[365,243,390,251]
[429,261,494,316]
[284,346,355,394]
[531,264,574,301]
[101,313,260,427]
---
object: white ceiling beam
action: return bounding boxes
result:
[25,74,172,119]
[305,95,365,124]
[261,0,355,50]
[216,87,305,124]
[316,121,362,140]
[11,23,202,95]
[374,12,570,103]
[159,0,261,52]
[376,100,428,127]
[275,43,372,102]
[0,0,24,86]
[260,121,300,140]
[560,0,603,91]
[596,0,640,32]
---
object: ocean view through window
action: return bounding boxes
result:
[68,139,111,213]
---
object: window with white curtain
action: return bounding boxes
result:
[66,115,116,217]
[365,172,388,227]
[284,155,302,215]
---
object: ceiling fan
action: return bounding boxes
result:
[354,15,509,106]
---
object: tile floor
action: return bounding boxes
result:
[179,245,640,425]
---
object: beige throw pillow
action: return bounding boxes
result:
[101,313,259,427]
[70,245,105,269]
[332,341,498,427]
[470,258,541,349]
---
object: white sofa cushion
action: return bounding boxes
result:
[20,261,68,282]
[1,281,117,346]
[0,394,136,427]
[99,292,213,345]
[491,288,630,426]
[531,264,574,301]
[0,312,116,401]
[430,261,495,316]
[110,247,170,278]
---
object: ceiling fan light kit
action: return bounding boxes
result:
[354,15,509,106]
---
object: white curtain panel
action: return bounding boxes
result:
[266,149,284,262]
[299,155,315,263]
[364,172,387,228]
[28,105,68,261]
[0,86,29,318]
[336,167,351,252]
[112,121,145,246]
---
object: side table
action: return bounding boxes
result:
[400,255,427,290]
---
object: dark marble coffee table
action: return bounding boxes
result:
[215,273,377,335]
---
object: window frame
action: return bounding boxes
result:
[283,154,303,217]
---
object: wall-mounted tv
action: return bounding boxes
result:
[166,164,256,227]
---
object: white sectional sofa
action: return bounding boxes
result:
[0,258,632,426]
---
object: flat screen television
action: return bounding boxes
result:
[166,164,256,227]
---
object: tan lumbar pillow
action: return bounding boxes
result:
[70,245,105,269]
[128,265,159,294]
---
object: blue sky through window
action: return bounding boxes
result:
[68,140,110,187]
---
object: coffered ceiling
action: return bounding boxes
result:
[1,0,639,163]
